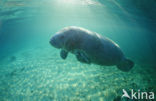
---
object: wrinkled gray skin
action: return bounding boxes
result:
[50,26,134,72]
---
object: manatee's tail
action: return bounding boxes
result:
[117,58,134,72]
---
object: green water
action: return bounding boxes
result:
[0,0,156,101]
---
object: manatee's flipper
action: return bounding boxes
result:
[117,58,134,72]
[75,51,90,64]
[60,50,68,59]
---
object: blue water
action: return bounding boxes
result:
[0,0,156,101]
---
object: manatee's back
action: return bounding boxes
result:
[64,27,99,51]
[63,27,124,66]
[80,31,124,66]
[99,37,124,65]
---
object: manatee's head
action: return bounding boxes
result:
[49,32,66,49]
[50,26,78,49]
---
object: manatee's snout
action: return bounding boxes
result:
[49,35,62,49]
[49,37,56,47]
[50,37,59,48]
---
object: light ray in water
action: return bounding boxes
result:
[110,0,134,22]
[110,0,130,16]
[55,0,101,5]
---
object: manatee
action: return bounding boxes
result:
[49,26,134,72]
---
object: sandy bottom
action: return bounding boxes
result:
[0,45,155,101]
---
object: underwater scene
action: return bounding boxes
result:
[0,0,156,101]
